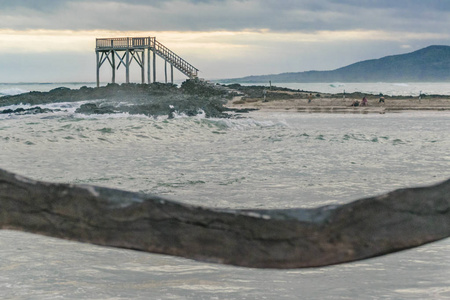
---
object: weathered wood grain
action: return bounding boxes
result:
[0,168,449,268]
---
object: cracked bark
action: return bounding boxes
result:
[0,168,449,269]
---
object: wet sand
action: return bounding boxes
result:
[226,92,450,113]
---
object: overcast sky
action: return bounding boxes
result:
[0,0,449,82]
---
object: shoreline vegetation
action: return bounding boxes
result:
[1,79,450,118]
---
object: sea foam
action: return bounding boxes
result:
[0,88,29,96]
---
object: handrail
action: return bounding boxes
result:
[152,39,198,78]
[96,37,155,49]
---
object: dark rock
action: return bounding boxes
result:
[76,103,116,115]
[0,168,448,269]
[0,106,54,115]
[0,81,232,118]
[226,108,260,113]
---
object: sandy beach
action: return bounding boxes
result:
[226,89,450,113]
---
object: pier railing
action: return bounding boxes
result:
[96,37,198,79]
[96,37,153,49]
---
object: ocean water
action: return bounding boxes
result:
[2,81,450,97]
[0,86,450,299]
[0,82,98,96]
[241,82,450,97]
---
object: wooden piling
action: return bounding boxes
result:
[112,51,116,84]
[125,49,130,84]
[141,50,145,84]
[147,48,151,84]
[165,60,168,83]
[153,49,156,83]
[96,51,100,88]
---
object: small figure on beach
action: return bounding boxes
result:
[361,96,368,106]
[379,96,385,103]
[350,100,360,107]
[308,93,313,103]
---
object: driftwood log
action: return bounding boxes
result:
[0,168,449,269]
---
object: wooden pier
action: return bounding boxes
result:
[95,37,199,87]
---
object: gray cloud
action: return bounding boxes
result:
[0,0,449,33]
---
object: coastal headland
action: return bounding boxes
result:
[1,80,450,118]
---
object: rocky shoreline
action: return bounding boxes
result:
[2,81,450,118]
[0,80,238,118]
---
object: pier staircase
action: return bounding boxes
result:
[152,39,198,79]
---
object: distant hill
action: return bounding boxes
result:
[222,45,450,83]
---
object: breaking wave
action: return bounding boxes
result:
[0,88,29,96]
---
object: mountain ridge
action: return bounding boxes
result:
[222,45,450,83]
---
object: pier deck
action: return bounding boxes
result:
[95,37,199,86]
